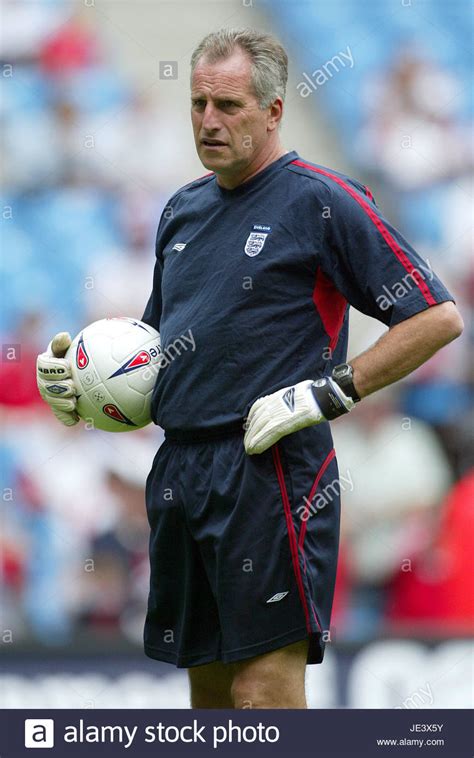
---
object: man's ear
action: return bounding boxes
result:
[267,97,284,132]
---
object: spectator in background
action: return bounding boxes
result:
[81,91,189,190]
[75,435,156,643]
[359,46,469,192]
[357,45,472,256]
[39,13,99,76]
[0,447,72,644]
[386,468,474,635]
[331,390,453,639]
[0,313,46,409]
[84,189,158,322]
[0,0,67,63]
[355,44,473,484]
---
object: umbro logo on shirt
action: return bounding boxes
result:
[282,387,296,412]
[171,242,187,252]
[266,591,289,603]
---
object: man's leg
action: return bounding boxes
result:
[231,639,309,709]
[188,660,236,708]
[188,639,309,708]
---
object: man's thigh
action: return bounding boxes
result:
[188,639,309,708]
[231,638,309,708]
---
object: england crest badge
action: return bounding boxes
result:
[244,224,272,257]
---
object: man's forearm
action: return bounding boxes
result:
[244,302,463,454]
[350,302,464,400]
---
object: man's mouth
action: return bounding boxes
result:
[201,139,227,148]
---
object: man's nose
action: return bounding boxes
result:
[201,103,221,131]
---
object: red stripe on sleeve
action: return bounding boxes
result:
[292,160,437,307]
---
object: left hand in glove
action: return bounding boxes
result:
[244,378,355,455]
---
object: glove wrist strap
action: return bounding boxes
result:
[310,377,354,420]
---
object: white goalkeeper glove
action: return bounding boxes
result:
[36,332,80,427]
[244,378,355,455]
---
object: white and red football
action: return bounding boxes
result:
[66,317,161,432]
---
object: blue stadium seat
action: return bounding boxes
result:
[64,67,129,112]
[1,66,51,117]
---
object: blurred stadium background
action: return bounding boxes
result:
[0,0,472,708]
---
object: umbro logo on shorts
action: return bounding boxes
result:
[266,591,289,603]
[282,387,296,412]
[172,242,187,252]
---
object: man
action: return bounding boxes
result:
[37,28,463,708]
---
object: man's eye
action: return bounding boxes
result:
[192,99,206,108]
[220,101,236,109]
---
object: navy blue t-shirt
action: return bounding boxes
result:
[142,150,454,431]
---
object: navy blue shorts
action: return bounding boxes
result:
[144,422,340,668]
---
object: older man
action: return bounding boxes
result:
[37,28,463,709]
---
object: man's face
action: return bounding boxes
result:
[191,50,274,178]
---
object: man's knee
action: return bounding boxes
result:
[230,668,280,709]
[230,639,309,709]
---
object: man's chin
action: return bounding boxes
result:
[199,155,227,171]
[197,147,234,170]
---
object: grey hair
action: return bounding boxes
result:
[190,28,288,109]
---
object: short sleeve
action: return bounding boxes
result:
[141,211,167,330]
[320,183,455,327]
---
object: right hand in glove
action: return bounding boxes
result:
[36,332,80,426]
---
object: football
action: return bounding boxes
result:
[66,317,161,432]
